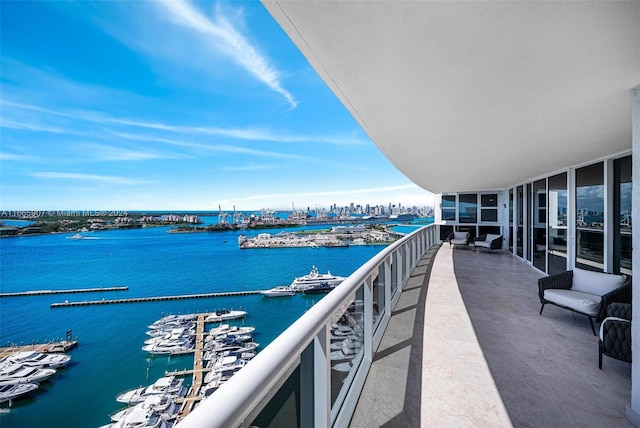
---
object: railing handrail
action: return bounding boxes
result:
[177,224,434,427]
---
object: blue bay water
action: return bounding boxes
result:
[0,225,386,427]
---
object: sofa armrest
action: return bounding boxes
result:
[538,270,573,302]
[607,302,632,320]
[446,232,454,242]
[489,235,503,250]
[597,280,632,322]
[599,317,631,363]
[474,234,487,242]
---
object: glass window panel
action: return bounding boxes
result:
[517,186,523,258]
[526,183,532,261]
[441,209,456,221]
[533,179,546,272]
[441,195,456,208]
[372,263,386,331]
[459,194,477,223]
[481,209,498,222]
[548,173,567,274]
[509,189,514,253]
[250,364,301,427]
[481,194,498,207]
[330,285,364,417]
[614,156,632,275]
[391,252,398,296]
[575,162,604,271]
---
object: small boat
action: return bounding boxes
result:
[205,309,247,322]
[0,383,39,403]
[290,266,345,291]
[8,351,71,369]
[116,376,186,405]
[207,324,255,340]
[260,286,295,297]
[66,233,84,240]
[147,314,197,330]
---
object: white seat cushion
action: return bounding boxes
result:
[571,267,626,296]
[485,234,501,242]
[453,232,468,240]
[544,289,601,316]
[475,240,491,248]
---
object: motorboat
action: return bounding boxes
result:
[207,324,255,340]
[144,328,195,345]
[147,314,197,330]
[302,282,336,294]
[8,351,71,369]
[0,383,39,403]
[116,376,186,405]
[142,339,194,355]
[66,233,84,239]
[260,286,295,297]
[290,266,345,291]
[110,394,179,422]
[0,363,56,385]
[101,404,171,428]
[205,309,247,322]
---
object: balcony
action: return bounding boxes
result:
[177,225,631,427]
[352,242,631,427]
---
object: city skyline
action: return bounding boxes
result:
[0,1,434,211]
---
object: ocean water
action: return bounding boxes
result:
[0,225,386,427]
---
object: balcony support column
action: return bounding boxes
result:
[628,83,640,427]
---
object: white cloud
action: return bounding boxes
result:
[157,0,297,107]
[76,143,189,161]
[31,172,152,185]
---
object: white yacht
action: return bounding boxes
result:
[110,394,179,422]
[8,351,71,369]
[0,363,56,385]
[205,309,247,322]
[147,314,197,330]
[0,383,39,403]
[116,376,186,405]
[141,338,194,355]
[289,266,345,291]
[144,328,194,345]
[206,325,255,340]
[260,286,295,297]
[101,404,170,428]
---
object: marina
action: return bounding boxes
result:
[0,224,386,427]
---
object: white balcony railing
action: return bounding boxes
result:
[177,224,438,428]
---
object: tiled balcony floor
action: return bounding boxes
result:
[350,243,632,427]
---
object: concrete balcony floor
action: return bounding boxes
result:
[350,243,631,427]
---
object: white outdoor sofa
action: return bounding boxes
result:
[474,234,503,252]
[447,231,469,248]
[538,267,631,335]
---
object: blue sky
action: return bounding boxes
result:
[0,0,433,212]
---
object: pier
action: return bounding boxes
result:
[0,340,78,359]
[174,313,208,421]
[50,290,263,307]
[0,286,128,298]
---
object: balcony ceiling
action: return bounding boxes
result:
[263,1,640,193]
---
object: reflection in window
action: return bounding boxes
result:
[459,194,477,223]
[548,173,567,274]
[480,194,498,222]
[517,185,523,258]
[372,263,386,331]
[533,179,546,272]
[575,162,604,271]
[330,285,364,417]
[614,156,632,275]
[441,195,456,221]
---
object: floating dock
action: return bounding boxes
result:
[173,313,208,421]
[0,340,78,359]
[0,286,128,298]
[50,290,263,307]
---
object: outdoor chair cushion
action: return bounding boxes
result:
[543,289,601,316]
[572,267,626,296]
